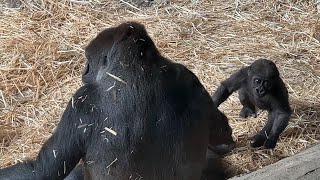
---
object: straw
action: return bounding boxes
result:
[0,0,319,176]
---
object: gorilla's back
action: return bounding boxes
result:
[82,61,212,180]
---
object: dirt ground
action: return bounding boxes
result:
[0,0,319,178]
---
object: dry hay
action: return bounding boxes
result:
[0,0,319,178]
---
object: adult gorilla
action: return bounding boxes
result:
[0,22,234,180]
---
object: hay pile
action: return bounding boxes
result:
[0,0,319,177]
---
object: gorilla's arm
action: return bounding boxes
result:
[31,91,89,179]
[0,162,34,180]
[0,88,89,180]
[264,98,291,148]
[0,163,84,180]
[267,111,290,144]
[251,94,291,148]
[212,67,248,106]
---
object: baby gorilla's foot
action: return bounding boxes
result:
[239,107,256,118]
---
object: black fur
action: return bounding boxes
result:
[208,108,235,155]
[0,162,34,180]
[0,22,233,180]
[212,59,291,149]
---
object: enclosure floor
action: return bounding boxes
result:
[0,0,319,177]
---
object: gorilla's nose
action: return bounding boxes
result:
[256,88,265,96]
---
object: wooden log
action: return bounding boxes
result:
[229,143,320,180]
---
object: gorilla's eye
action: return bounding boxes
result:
[254,78,262,84]
[264,80,270,86]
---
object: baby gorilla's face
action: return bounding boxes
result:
[251,75,273,98]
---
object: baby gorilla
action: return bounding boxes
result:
[0,22,233,180]
[212,59,291,149]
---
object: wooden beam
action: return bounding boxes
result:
[229,143,320,180]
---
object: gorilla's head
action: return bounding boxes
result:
[248,59,279,97]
